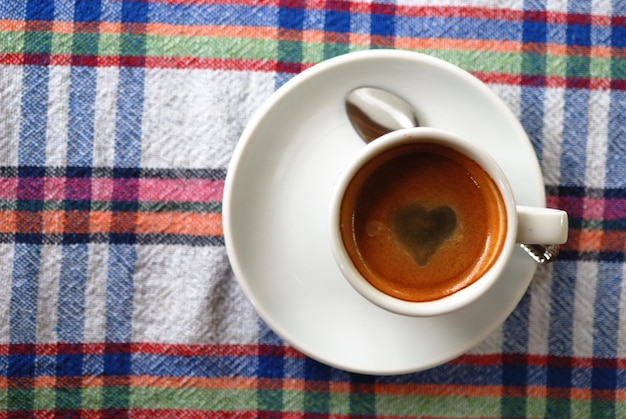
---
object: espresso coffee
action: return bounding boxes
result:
[339,142,507,302]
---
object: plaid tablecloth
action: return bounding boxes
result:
[1,0,625,417]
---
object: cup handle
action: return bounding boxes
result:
[516,205,568,245]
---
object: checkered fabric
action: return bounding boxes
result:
[0,0,625,417]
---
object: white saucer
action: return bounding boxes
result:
[224,50,545,375]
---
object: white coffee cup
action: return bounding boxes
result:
[329,127,568,317]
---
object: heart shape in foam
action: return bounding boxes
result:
[392,204,457,266]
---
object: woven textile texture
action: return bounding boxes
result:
[1,0,625,417]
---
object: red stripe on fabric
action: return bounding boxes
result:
[145,57,284,72]
[0,343,308,359]
[130,343,261,357]
[0,412,270,419]
[128,411,261,419]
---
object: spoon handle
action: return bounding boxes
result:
[520,244,560,264]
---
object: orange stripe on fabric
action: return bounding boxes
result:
[578,229,605,252]
[130,376,257,390]
[0,211,15,233]
[136,212,222,236]
[7,211,224,236]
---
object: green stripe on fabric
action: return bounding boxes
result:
[302,388,330,415]
[23,31,53,54]
[72,33,100,56]
[103,386,131,410]
[329,391,352,415]
[0,31,24,53]
[8,389,34,411]
[130,388,258,410]
[420,49,522,75]
[2,30,624,80]
[81,387,103,410]
[56,388,82,410]
[569,398,591,418]
[147,36,277,61]
[526,395,546,418]
[591,399,616,419]
[138,201,222,213]
[376,394,501,417]
[545,397,572,418]
[4,388,360,415]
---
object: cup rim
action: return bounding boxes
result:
[329,127,518,317]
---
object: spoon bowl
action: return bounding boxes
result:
[346,87,419,143]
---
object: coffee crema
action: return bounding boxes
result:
[339,142,507,302]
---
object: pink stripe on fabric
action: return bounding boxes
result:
[91,178,114,201]
[44,178,65,200]
[583,197,605,220]
[0,178,17,199]
[139,179,224,202]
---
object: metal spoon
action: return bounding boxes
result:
[345,86,559,264]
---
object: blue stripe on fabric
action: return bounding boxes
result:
[52,1,74,22]
[100,0,123,22]
[604,92,626,189]
[324,9,351,33]
[502,290,531,353]
[560,89,589,186]
[544,262,577,416]
[590,264,622,417]
[548,262,577,357]
[501,292,531,417]
[105,245,135,343]
[605,2,626,187]
[113,67,144,168]
[0,3,26,20]
[122,0,149,23]
[402,364,503,386]
[26,0,54,21]
[75,0,101,22]
[612,0,626,48]
[9,244,41,343]
[18,66,49,167]
[105,0,147,347]
[396,17,522,41]
[83,354,104,376]
[592,262,622,359]
[57,244,88,343]
[519,7,547,162]
[120,353,501,383]
[56,2,101,346]
[323,3,351,59]
[147,4,277,27]
[11,0,51,349]
[68,67,96,166]
[371,4,395,38]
